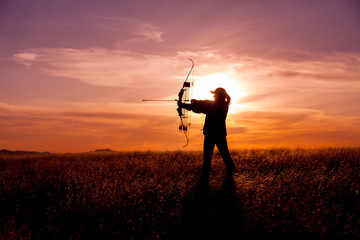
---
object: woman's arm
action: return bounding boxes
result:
[180,99,212,114]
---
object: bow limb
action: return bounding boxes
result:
[185,59,194,83]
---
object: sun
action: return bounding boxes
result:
[192,73,244,106]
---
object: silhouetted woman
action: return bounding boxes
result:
[179,87,235,173]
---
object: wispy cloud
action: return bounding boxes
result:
[13,48,180,87]
[266,52,360,83]
[13,53,41,67]
[269,70,360,82]
[14,53,41,61]
[93,16,164,43]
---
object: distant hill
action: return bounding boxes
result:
[94,149,113,152]
[0,149,51,155]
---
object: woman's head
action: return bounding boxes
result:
[211,87,231,105]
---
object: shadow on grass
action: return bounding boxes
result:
[177,171,245,239]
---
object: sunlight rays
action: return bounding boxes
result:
[192,72,245,114]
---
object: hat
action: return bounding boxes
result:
[211,87,227,96]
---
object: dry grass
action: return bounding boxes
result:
[0,148,359,239]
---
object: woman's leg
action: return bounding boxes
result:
[203,135,215,172]
[216,137,235,171]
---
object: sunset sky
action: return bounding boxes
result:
[1,0,360,152]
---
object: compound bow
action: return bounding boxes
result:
[177,59,194,147]
[143,59,194,147]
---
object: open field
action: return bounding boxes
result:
[0,148,359,239]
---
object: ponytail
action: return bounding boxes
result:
[225,93,231,106]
